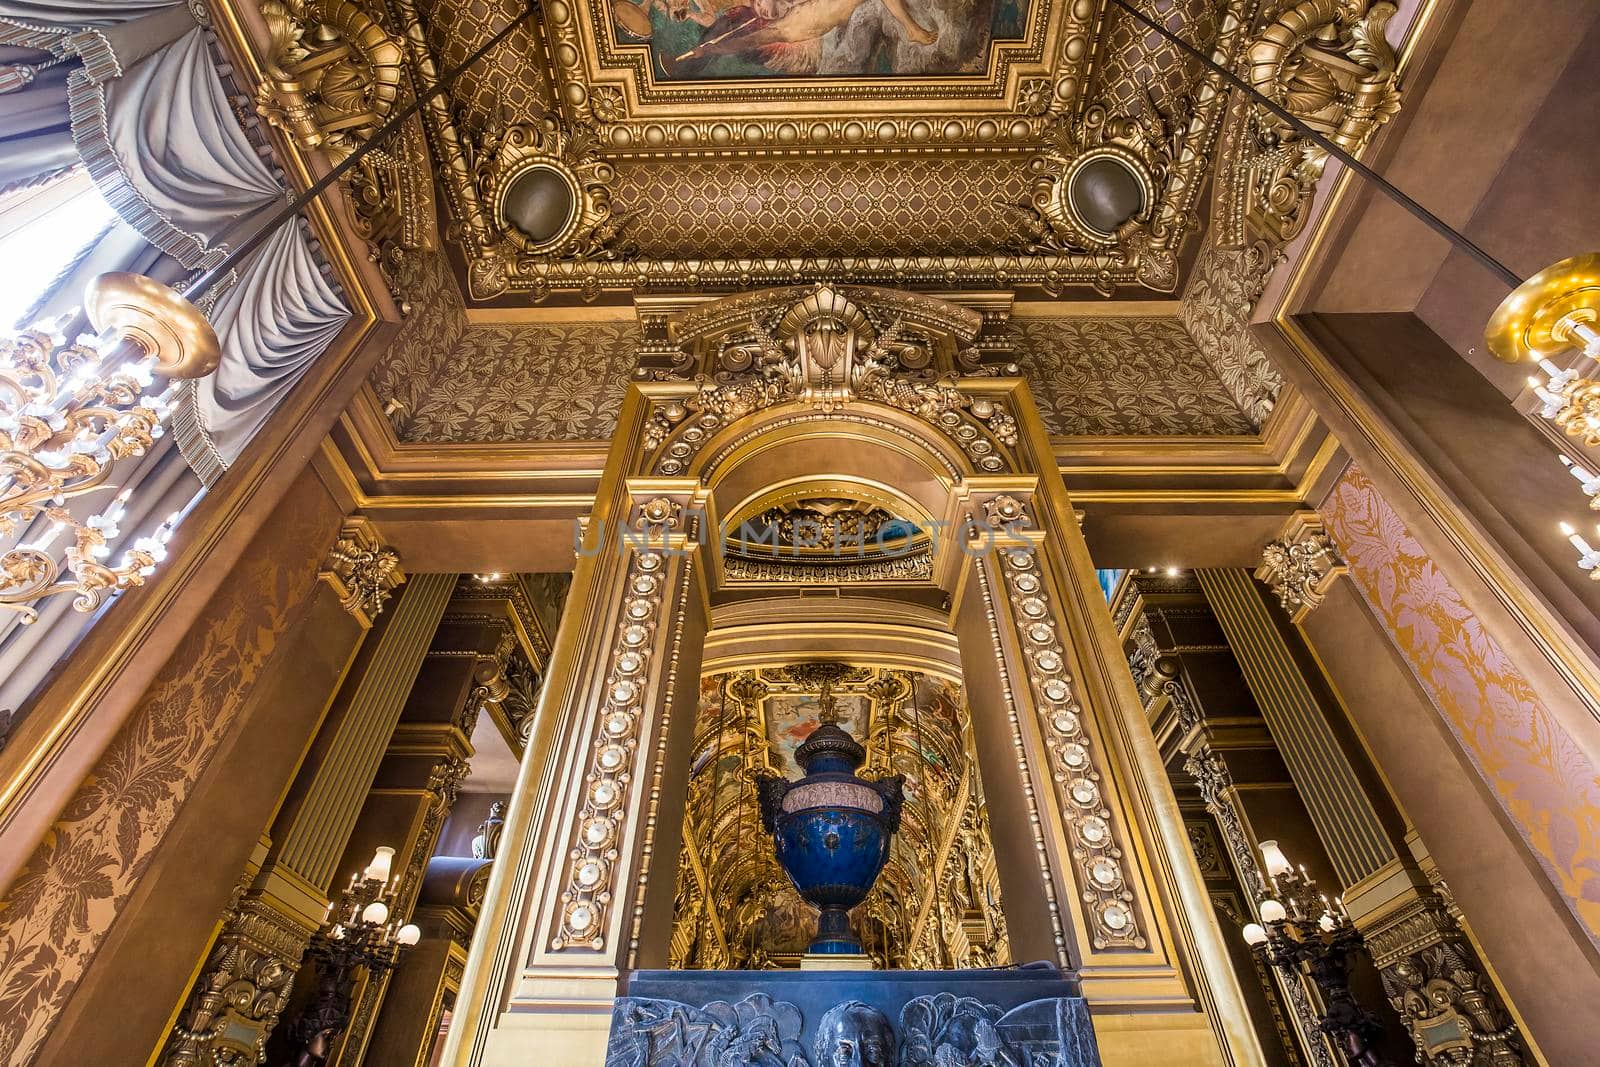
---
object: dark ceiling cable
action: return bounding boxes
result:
[1103,0,1522,291]
[183,1,540,303]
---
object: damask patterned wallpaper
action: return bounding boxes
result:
[1013,315,1254,436]
[369,268,1262,442]
[1180,242,1284,428]
[0,476,343,1062]
[368,252,466,426]
[1320,463,1600,947]
[371,263,641,444]
[395,321,640,442]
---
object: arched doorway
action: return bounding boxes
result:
[444,285,1263,1066]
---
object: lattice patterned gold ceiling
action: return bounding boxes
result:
[253,0,1406,310]
[258,0,1273,304]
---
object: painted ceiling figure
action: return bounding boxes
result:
[611,0,1018,77]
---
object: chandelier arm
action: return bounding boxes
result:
[183,0,542,303]
[1103,0,1521,291]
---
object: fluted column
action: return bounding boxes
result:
[1277,504,1548,1062]
[156,524,424,1067]
[325,604,517,1067]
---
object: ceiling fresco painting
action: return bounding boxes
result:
[608,0,1029,80]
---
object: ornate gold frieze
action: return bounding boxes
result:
[318,517,404,627]
[640,285,1022,479]
[355,0,1266,298]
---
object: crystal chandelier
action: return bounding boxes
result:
[1,272,218,623]
[1484,254,1600,579]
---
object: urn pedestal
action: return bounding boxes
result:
[756,718,904,958]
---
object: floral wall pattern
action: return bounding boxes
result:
[374,314,640,444]
[1012,316,1255,436]
[369,282,1264,444]
[1320,462,1600,947]
[0,480,341,1063]
[1180,242,1283,429]
[367,252,467,427]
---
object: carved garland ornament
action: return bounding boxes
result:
[998,545,1142,949]
[469,109,637,299]
[1256,516,1347,623]
[1008,101,1182,295]
[551,546,677,949]
[318,518,404,627]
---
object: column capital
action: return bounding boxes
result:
[1255,511,1347,623]
[319,517,405,628]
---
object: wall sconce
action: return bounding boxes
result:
[286,846,420,1065]
[1238,841,1394,1067]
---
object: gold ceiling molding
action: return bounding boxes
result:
[254,0,439,277]
[548,0,1072,143]
[262,0,1271,300]
[1211,0,1403,250]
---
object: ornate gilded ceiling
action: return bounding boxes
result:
[250,0,1403,326]
[263,0,1281,303]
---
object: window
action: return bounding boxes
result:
[0,168,117,330]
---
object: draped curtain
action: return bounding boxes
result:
[0,1,351,720]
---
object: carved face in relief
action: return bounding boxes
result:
[814,1001,894,1067]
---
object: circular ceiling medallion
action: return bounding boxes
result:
[1058,147,1153,246]
[499,161,579,252]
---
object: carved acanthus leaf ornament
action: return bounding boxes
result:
[255,0,436,274]
[1215,0,1403,248]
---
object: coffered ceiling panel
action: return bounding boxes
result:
[348,0,1260,303]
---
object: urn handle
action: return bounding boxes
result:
[755,773,790,833]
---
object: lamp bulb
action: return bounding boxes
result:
[397,923,421,947]
[1259,899,1287,923]
[362,900,389,925]
[1242,922,1268,946]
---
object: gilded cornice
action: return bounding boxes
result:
[214,0,1269,301]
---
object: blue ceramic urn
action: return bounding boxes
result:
[756,714,904,955]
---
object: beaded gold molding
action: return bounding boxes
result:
[996,541,1144,949]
